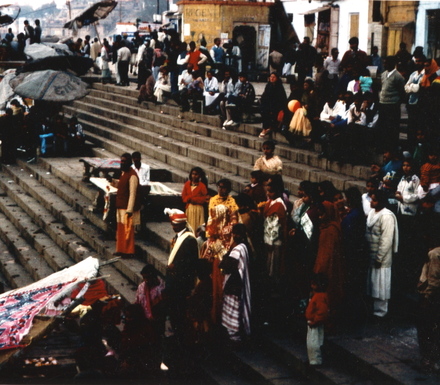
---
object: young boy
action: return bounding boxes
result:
[362,178,379,217]
[305,273,329,366]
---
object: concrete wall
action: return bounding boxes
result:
[178,0,271,45]
[416,1,440,57]
[282,0,370,56]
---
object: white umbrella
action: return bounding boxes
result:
[24,43,72,61]
[0,70,16,110]
[10,70,89,102]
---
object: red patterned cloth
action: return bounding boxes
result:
[0,281,74,350]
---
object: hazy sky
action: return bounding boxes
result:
[16,0,66,11]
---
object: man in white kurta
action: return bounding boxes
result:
[366,190,398,317]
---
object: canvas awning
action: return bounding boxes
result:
[300,5,331,15]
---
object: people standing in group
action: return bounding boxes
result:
[23,20,35,45]
[100,39,112,84]
[117,40,131,87]
[162,208,198,373]
[340,36,368,76]
[34,19,42,44]
[108,153,142,258]
[131,152,150,237]
[184,41,207,73]
[90,37,102,74]
[366,190,399,318]
[220,223,251,344]
[181,167,209,233]
[136,39,154,90]
[405,55,426,149]
[378,56,406,152]
[305,273,329,366]
[296,36,318,86]
[210,37,225,80]
[82,35,91,57]
[323,48,341,96]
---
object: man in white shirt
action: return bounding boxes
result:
[132,151,150,237]
[117,40,132,86]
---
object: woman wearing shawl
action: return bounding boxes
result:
[289,78,318,138]
[262,182,287,282]
[221,223,251,343]
[201,204,235,324]
[419,59,440,138]
[253,140,283,176]
[366,190,399,318]
[181,167,209,233]
[259,72,287,138]
[314,201,345,318]
[291,183,320,312]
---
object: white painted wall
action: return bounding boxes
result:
[282,0,370,56]
[416,1,440,56]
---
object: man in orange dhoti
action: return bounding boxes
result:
[109,153,141,258]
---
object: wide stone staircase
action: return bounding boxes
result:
[0,82,436,384]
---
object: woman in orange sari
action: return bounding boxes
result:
[181,167,209,233]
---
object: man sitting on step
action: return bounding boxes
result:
[223,72,255,129]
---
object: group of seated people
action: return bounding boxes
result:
[0,97,85,164]
[136,64,257,127]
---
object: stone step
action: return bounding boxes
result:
[0,163,142,303]
[259,328,369,385]
[66,110,254,195]
[326,332,439,385]
[0,235,34,290]
[74,88,366,193]
[0,209,54,282]
[63,104,304,195]
[26,157,178,260]
[0,174,74,273]
[12,158,170,278]
[89,83,372,182]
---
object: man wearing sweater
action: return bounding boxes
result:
[378,56,406,151]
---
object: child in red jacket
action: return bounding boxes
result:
[305,273,329,366]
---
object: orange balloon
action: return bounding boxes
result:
[288,99,301,113]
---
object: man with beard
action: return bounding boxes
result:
[108,153,141,257]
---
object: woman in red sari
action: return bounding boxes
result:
[181,167,209,233]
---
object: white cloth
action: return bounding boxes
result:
[100,47,110,71]
[367,266,392,301]
[320,100,345,121]
[132,163,150,186]
[307,325,324,365]
[228,243,251,336]
[117,46,131,62]
[323,56,340,77]
[178,70,193,90]
[203,76,219,106]
[396,175,420,215]
[362,193,372,217]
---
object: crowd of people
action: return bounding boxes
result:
[76,139,439,379]
[117,32,439,168]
